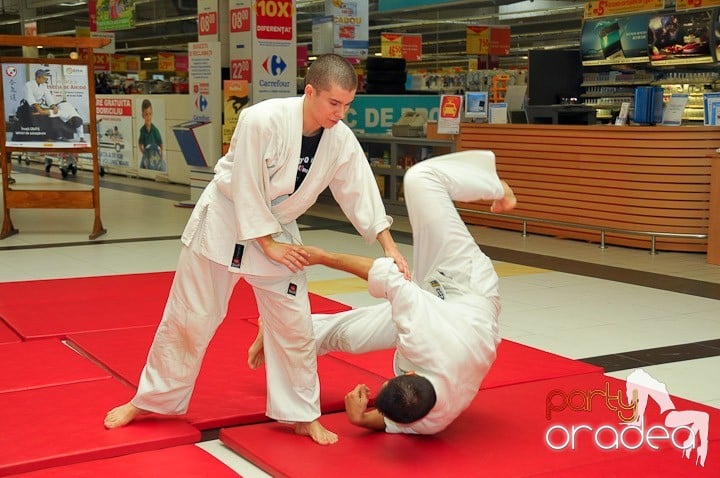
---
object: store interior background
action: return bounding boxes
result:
[0,0,585,71]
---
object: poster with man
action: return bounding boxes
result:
[2,63,90,148]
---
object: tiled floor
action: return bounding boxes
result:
[2,163,719,476]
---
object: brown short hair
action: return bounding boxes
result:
[304,53,358,92]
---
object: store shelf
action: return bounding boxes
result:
[358,134,455,215]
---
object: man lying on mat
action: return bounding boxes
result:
[249,151,517,434]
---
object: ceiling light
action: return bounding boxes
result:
[59,2,87,6]
[143,57,152,61]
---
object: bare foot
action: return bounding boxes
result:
[248,321,265,369]
[104,402,148,429]
[295,420,339,445]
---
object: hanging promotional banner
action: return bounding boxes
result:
[158,53,176,72]
[326,0,369,59]
[111,54,127,71]
[381,33,403,58]
[96,96,133,168]
[125,55,141,72]
[677,0,720,9]
[466,26,511,56]
[175,54,189,72]
[3,63,90,148]
[95,0,136,31]
[402,34,423,61]
[584,0,664,19]
[381,33,423,61]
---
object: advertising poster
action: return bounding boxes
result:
[134,97,166,172]
[326,0,369,59]
[437,94,462,135]
[3,63,90,148]
[223,79,249,144]
[96,96,134,168]
[649,10,713,66]
[95,0,136,32]
[580,15,650,66]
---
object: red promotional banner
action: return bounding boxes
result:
[402,34,423,61]
[490,26,511,56]
[255,0,293,41]
[467,26,511,56]
[158,52,176,72]
[175,54,188,72]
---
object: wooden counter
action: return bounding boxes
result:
[458,123,720,262]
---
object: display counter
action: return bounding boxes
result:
[457,123,720,264]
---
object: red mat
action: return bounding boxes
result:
[5,445,240,477]
[0,273,349,339]
[0,319,20,344]
[220,373,719,478]
[0,339,109,393]
[330,339,603,386]
[0,379,200,476]
[69,319,386,430]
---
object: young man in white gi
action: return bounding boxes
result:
[104,54,409,445]
[249,150,517,434]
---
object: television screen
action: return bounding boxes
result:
[152,74,165,81]
[464,91,488,119]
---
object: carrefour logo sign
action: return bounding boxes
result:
[262,54,287,76]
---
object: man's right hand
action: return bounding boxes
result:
[256,236,310,272]
[344,384,370,425]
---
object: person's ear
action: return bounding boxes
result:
[304,84,314,97]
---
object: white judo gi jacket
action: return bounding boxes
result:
[182,95,392,268]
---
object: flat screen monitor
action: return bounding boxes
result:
[152,74,165,81]
[464,91,488,119]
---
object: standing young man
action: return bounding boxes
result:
[104,54,408,445]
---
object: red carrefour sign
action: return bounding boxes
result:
[255,0,293,41]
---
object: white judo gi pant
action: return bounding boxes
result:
[132,231,321,423]
[313,150,501,356]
